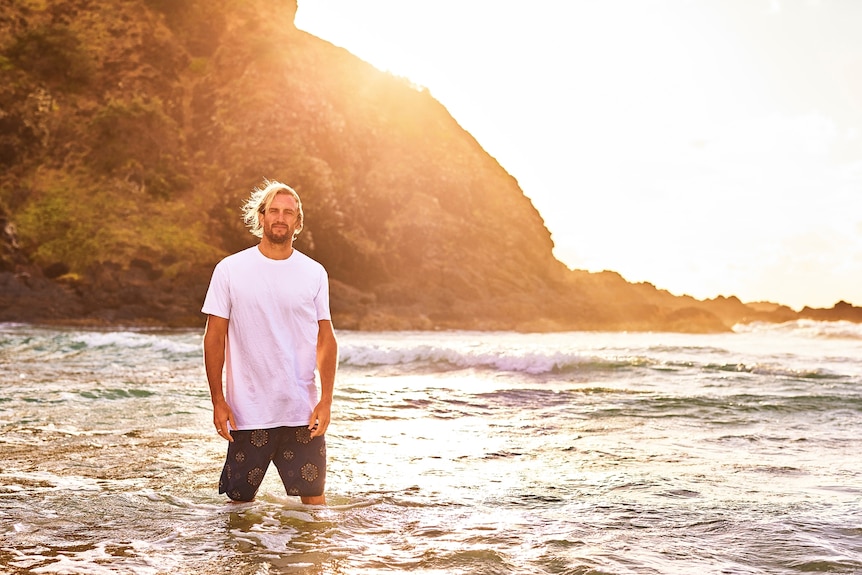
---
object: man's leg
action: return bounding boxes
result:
[219,429,276,502]
[272,426,327,504]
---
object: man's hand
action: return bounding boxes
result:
[213,398,236,442]
[308,399,331,438]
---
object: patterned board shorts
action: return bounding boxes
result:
[219,426,326,501]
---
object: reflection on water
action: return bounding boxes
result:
[1,323,861,574]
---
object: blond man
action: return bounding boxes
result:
[202,180,337,505]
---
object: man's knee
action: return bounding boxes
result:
[301,494,326,505]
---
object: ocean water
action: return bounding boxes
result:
[1,321,861,574]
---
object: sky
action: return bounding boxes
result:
[295,0,862,310]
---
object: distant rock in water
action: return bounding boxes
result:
[0,0,857,331]
[799,300,862,323]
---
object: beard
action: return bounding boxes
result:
[264,225,292,244]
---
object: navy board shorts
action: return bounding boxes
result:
[219,425,326,501]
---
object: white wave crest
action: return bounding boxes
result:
[71,331,200,354]
[734,319,862,339]
[339,340,591,375]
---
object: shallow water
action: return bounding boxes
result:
[1,321,861,574]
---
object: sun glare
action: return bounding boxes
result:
[296,0,862,310]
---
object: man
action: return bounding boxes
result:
[202,179,337,505]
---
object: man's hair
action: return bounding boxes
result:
[241,179,304,239]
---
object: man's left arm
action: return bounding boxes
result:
[309,319,338,438]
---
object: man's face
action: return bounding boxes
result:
[261,192,300,245]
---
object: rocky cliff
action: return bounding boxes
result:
[0,0,857,332]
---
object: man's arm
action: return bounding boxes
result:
[309,319,338,438]
[204,314,235,442]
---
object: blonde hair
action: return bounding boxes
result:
[241,179,304,239]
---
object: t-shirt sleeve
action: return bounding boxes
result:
[201,260,231,319]
[315,266,332,322]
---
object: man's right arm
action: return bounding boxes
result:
[203,314,235,442]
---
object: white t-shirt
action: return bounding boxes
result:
[202,246,332,429]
